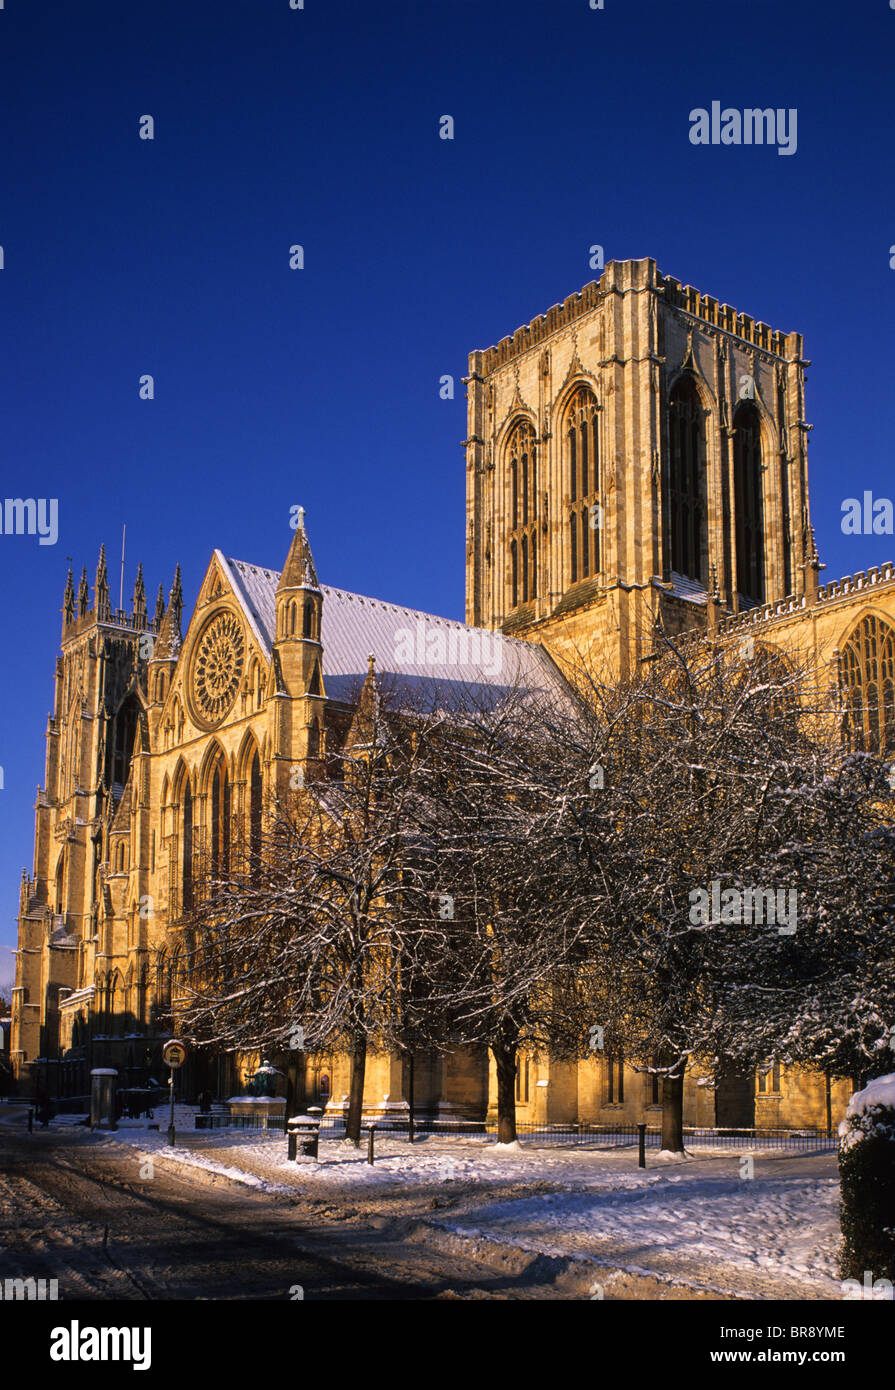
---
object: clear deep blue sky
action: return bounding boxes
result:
[1,0,893,977]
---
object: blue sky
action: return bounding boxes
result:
[1,0,893,975]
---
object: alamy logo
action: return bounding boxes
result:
[50,1321,151,1371]
[840,491,894,535]
[688,880,798,934]
[1,498,58,546]
[393,620,503,677]
[689,103,797,157]
[1,1277,59,1300]
[840,1270,894,1300]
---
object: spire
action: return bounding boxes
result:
[152,566,183,662]
[346,650,383,752]
[154,583,166,627]
[95,545,110,620]
[78,567,90,617]
[278,509,320,592]
[63,564,75,627]
[132,563,147,623]
[169,563,183,628]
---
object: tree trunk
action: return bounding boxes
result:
[493,1032,518,1145]
[346,1033,367,1146]
[661,1068,685,1153]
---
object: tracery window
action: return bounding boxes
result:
[565,386,601,583]
[841,615,895,755]
[249,751,262,871]
[181,781,193,910]
[733,402,765,605]
[209,752,230,879]
[668,376,706,584]
[506,418,539,607]
[106,696,139,791]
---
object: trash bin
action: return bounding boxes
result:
[90,1068,119,1131]
[287,1114,320,1161]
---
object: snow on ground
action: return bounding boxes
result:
[94,1118,842,1298]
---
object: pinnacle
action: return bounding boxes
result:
[278,511,320,592]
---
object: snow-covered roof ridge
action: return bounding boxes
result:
[220,554,569,709]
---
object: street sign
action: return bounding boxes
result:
[162,1039,188,1069]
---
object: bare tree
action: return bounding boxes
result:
[406,685,613,1144]
[176,687,448,1144]
[566,626,835,1150]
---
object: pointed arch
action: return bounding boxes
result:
[54,849,67,916]
[840,613,895,755]
[249,747,263,874]
[563,383,601,584]
[199,741,231,881]
[105,691,141,791]
[154,947,170,1015]
[733,400,765,605]
[667,374,707,585]
[170,758,194,914]
[504,414,539,609]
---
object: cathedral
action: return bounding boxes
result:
[11,257,895,1130]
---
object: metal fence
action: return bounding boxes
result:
[194,1112,836,1151]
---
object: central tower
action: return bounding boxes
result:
[464,258,812,675]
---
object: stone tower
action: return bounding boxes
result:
[11,550,169,1083]
[465,257,811,676]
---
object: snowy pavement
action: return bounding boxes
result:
[93,1120,843,1300]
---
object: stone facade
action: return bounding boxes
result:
[12,258,895,1131]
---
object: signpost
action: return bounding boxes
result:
[162,1039,188,1147]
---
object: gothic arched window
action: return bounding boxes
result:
[565,386,600,584]
[841,615,895,755]
[506,418,538,607]
[106,696,139,791]
[249,751,262,871]
[733,402,765,605]
[181,781,193,911]
[668,376,706,585]
[209,753,230,879]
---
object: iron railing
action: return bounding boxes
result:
[193,1112,837,1151]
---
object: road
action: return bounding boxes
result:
[0,1117,572,1300]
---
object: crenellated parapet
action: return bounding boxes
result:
[474,260,802,380]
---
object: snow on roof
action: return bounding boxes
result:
[668,572,708,605]
[220,553,569,711]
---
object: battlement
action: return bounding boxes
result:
[472,258,802,377]
[62,608,161,643]
[715,563,895,637]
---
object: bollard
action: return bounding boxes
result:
[287,1127,297,1162]
[367,1123,376,1165]
[637,1121,646,1168]
[27,1108,33,1133]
